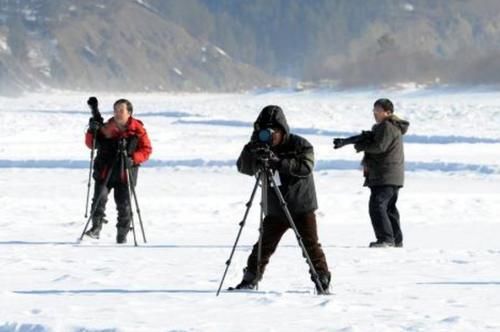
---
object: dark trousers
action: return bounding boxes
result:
[91,180,132,230]
[369,185,402,244]
[245,211,329,281]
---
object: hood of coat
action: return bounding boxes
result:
[387,114,410,135]
[254,105,290,137]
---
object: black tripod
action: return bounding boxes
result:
[79,139,147,246]
[216,156,327,295]
[84,125,97,218]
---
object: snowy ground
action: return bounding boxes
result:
[1,90,500,331]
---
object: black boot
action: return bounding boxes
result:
[369,240,395,248]
[233,279,256,290]
[313,271,331,295]
[116,226,129,244]
[85,217,107,239]
[229,268,259,291]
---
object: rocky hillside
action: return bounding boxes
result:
[0,0,277,95]
[2,0,500,95]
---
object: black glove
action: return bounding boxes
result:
[333,138,347,149]
[88,117,102,131]
[244,140,262,152]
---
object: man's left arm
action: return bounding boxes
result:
[277,139,315,178]
[131,127,152,165]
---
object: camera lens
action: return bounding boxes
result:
[258,128,274,144]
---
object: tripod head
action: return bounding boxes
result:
[115,138,131,161]
[250,143,279,171]
[118,138,128,152]
[254,144,272,161]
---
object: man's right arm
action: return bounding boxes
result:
[237,142,259,176]
[85,118,104,149]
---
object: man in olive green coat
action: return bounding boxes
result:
[354,98,409,248]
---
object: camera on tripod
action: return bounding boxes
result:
[249,128,276,161]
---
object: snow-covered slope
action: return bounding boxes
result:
[1,90,499,331]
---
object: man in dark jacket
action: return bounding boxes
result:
[354,98,409,248]
[233,105,331,293]
[85,99,152,243]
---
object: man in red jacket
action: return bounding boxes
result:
[85,99,152,243]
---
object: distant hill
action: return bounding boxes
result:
[0,0,277,95]
[2,0,500,95]
[151,0,500,88]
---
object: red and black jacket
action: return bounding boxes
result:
[85,117,152,183]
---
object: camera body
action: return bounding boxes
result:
[333,130,373,149]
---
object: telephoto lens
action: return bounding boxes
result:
[258,128,274,145]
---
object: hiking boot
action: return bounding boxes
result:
[85,227,100,239]
[369,240,395,248]
[232,279,256,290]
[116,234,127,244]
[313,271,331,295]
[85,217,107,239]
[228,268,259,291]
[116,226,129,244]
